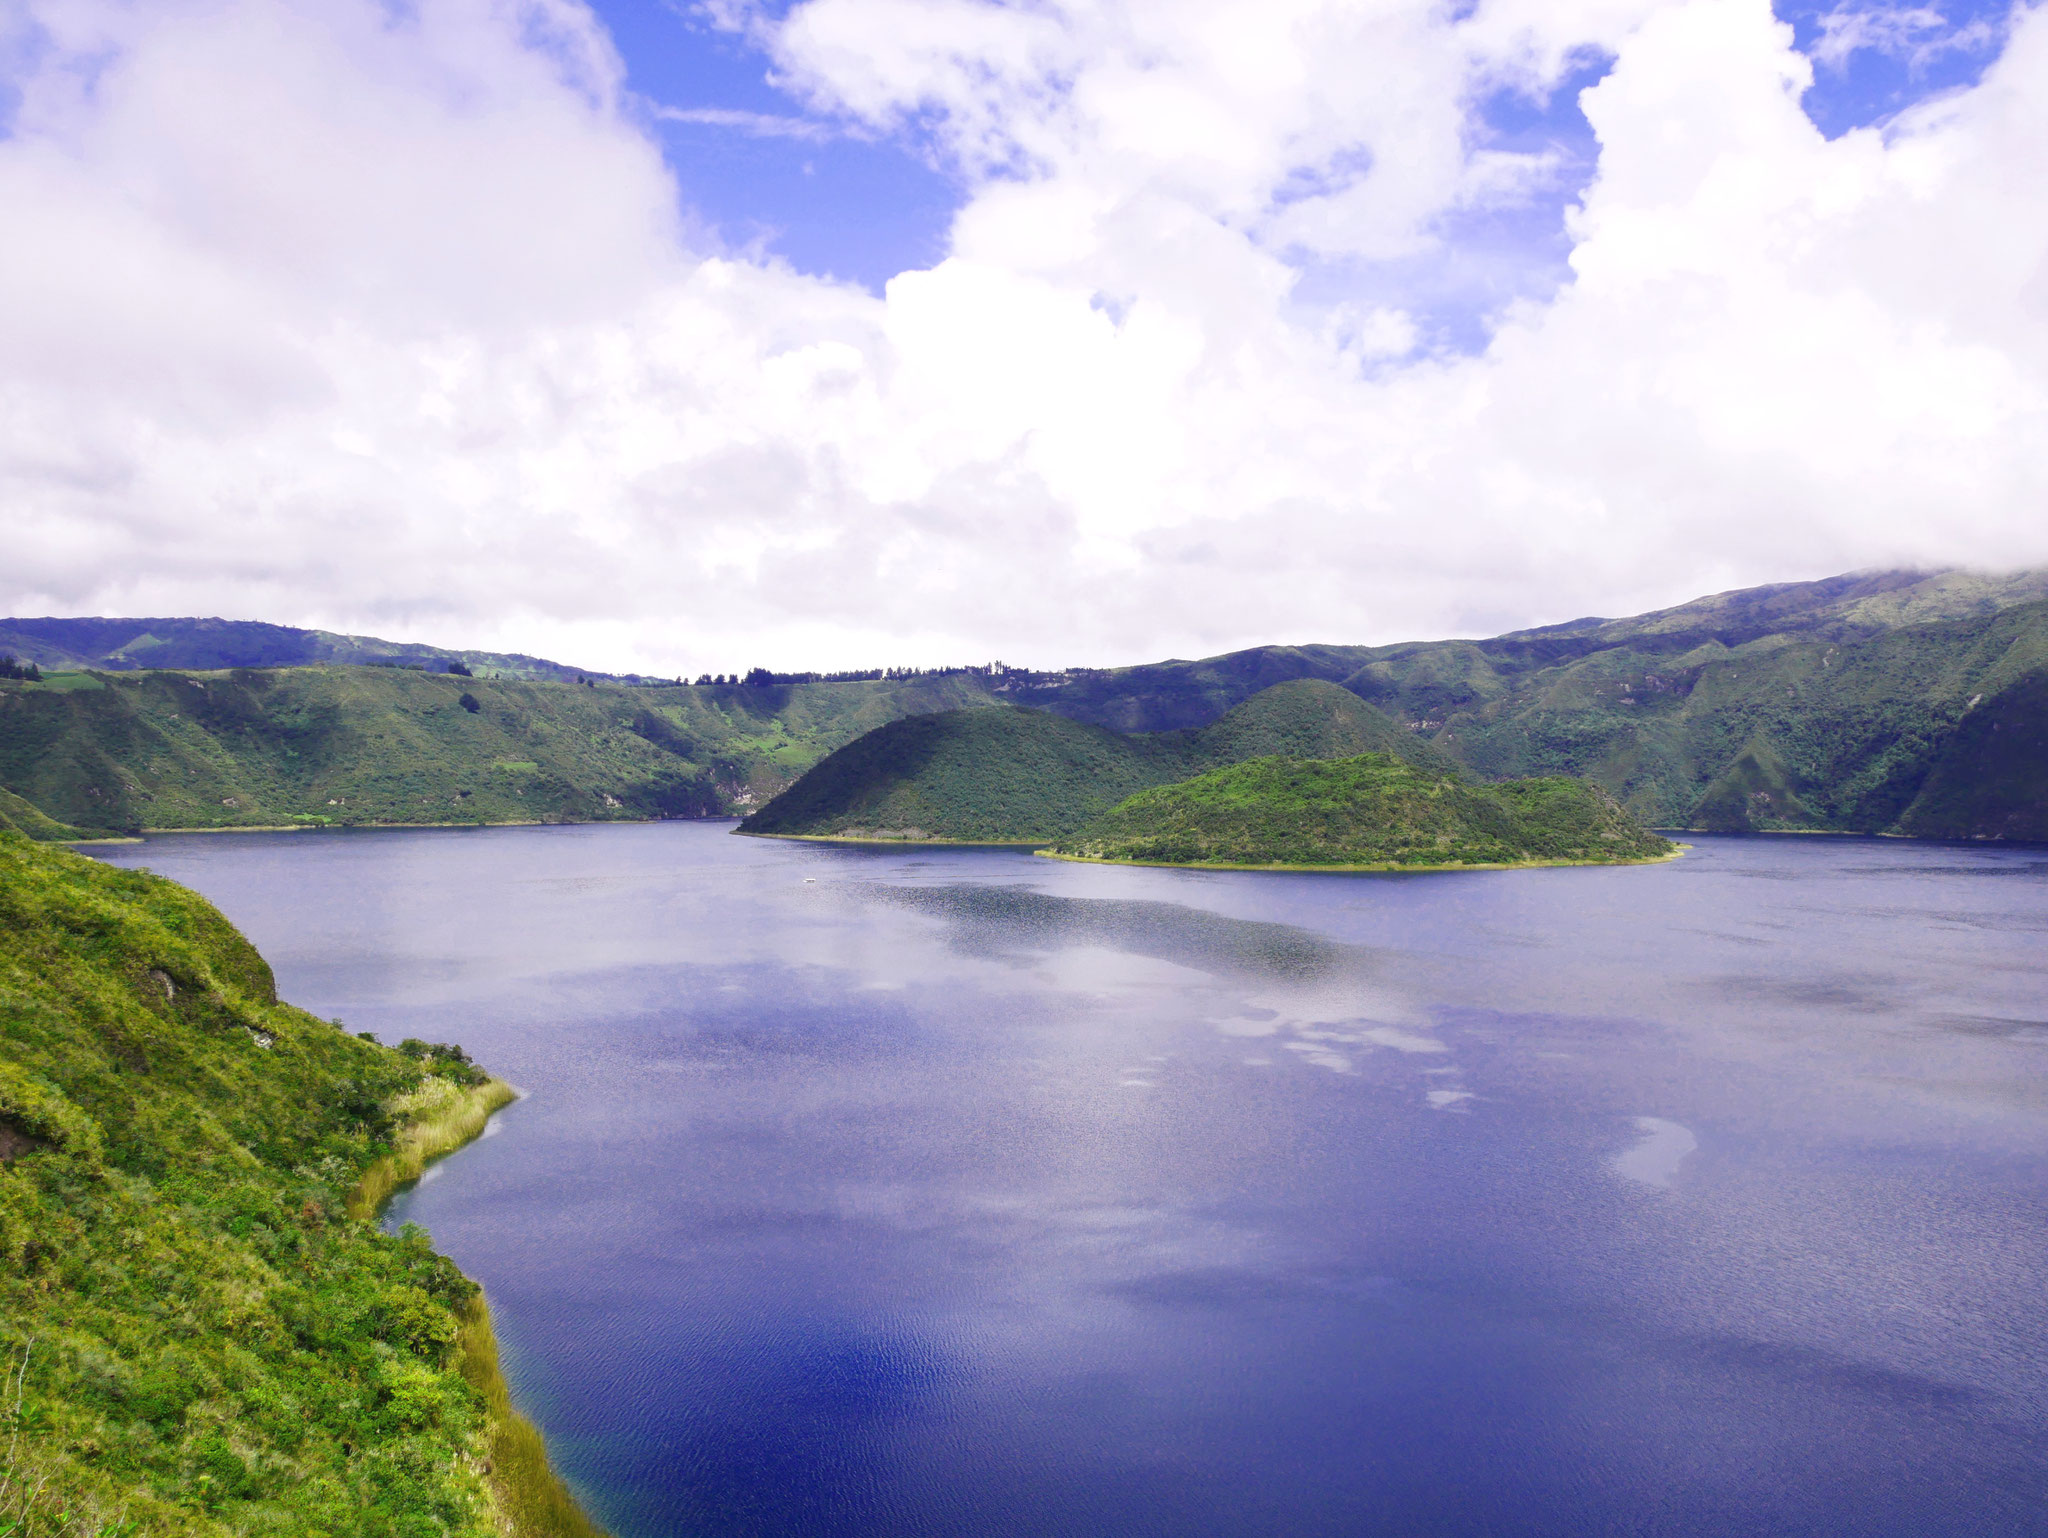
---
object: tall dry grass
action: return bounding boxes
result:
[346,1077,518,1221]
[455,1297,608,1538]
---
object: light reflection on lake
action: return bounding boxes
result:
[97,825,2048,1537]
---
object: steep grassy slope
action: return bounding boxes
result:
[1046,755,1677,870]
[1185,678,1462,773]
[1007,576,2048,837]
[0,833,597,1536]
[735,707,1169,843]
[0,668,996,834]
[1435,598,2048,834]
[0,784,80,840]
[740,680,1458,842]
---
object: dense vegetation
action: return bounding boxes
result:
[0,834,596,1536]
[0,666,996,836]
[5,569,2046,840]
[1046,754,1677,869]
[1000,570,2048,838]
[740,680,1458,843]
[0,785,80,841]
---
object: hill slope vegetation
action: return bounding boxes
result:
[5,568,2045,839]
[739,679,1456,843]
[0,833,597,1536]
[0,666,999,835]
[1003,572,2048,838]
[1045,754,1677,869]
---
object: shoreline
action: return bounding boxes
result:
[41,814,2042,850]
[1033,846,1688,874]
[60,815,743,841]
[349,1079,607,1538]
[738,828,1043,848]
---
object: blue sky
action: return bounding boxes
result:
[593,0,2020,312]
[588,0,959,286]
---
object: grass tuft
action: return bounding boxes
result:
[347,1078,519,1222]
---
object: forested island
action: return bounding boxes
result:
[0,832,599,1537]
[1042,754,1679,870]
[737,679,1455,844]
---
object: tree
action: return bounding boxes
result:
[458,693,480,713]
[446,661,472,677]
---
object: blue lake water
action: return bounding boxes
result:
[95,824,2048,1536]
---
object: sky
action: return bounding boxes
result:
[1,0,2044,675]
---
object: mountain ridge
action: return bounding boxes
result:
[0,615,618,683]
[3,567,2044,840]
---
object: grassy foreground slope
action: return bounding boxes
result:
[0,834,598,1537]
[1046,755,1677,870]
[0,667,997,834]
[739,680,1458,843]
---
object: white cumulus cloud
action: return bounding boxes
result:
[2,0,2046,672]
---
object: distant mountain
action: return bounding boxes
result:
[1003,571,2048,839]
[1045,755,1676,870]
[2,569,2044,839]
[740,680,1455,843]
[1502,567,2048,648]
[998,567,2048,734]
[0,615,614,682]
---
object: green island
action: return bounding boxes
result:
[737,679,1457,844]
[2,567,2047,842]
[1042,753,1679,871]
[0,831,601,1537]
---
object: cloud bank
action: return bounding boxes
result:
[3,0,2045,672]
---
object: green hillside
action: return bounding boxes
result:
[1045,754,1677,870]
[1004,568,2048,735]
[0,783,81,840]
[1431,596,2048,836]
[0,832,597,1536]
[0,666,997,834]
[1010,573,2048,838]
[5,570,2046,840]
[735,707,1168,843]
[739,679,1457,843]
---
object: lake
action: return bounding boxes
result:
[94,824,2048,1537]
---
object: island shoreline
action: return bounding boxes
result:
[738,829,1043,848]
[1033,846,1689,873]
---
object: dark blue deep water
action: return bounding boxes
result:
[97,825,2048,1537]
